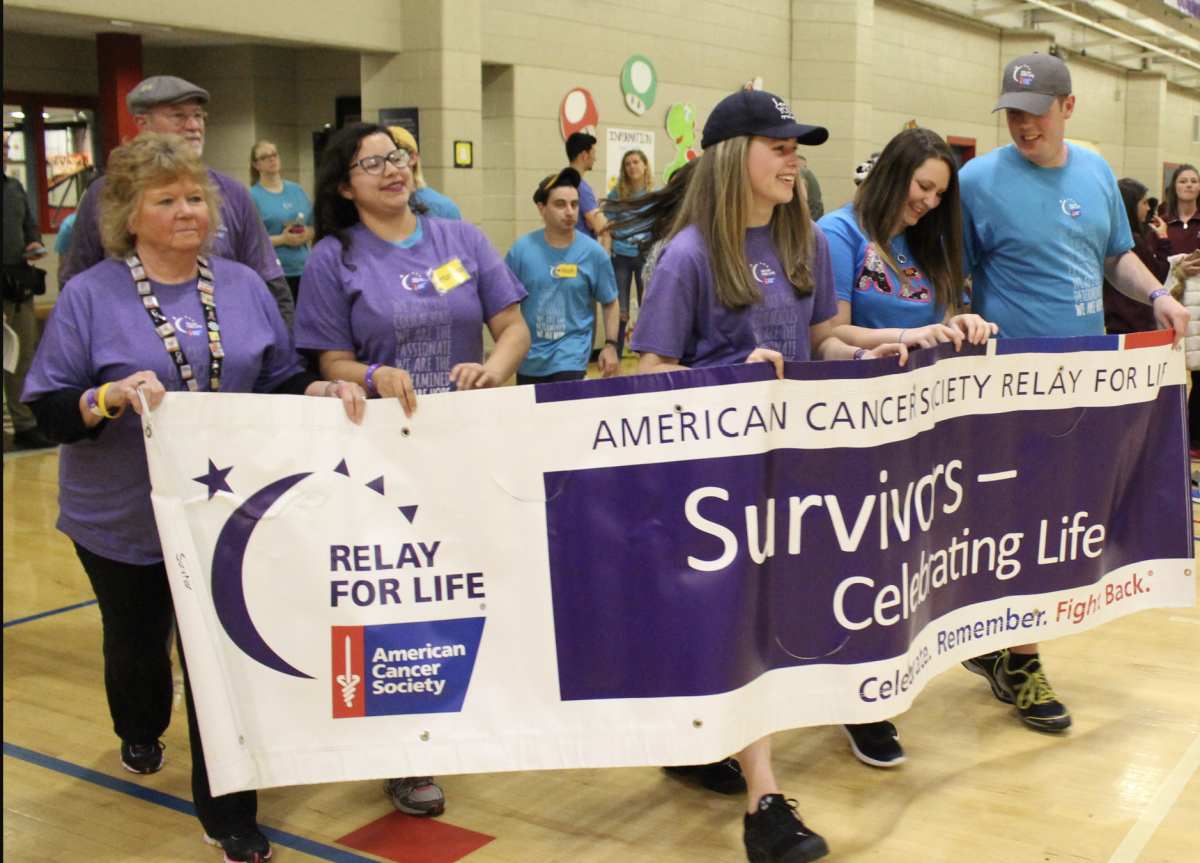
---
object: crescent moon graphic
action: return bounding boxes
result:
[211,472,315,678]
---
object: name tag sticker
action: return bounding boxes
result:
[431,259,471,293]
[555,264,579,279]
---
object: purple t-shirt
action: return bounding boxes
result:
[59,168,284,285]
[576,178,599,239]
[295,219,527,394]
[631,224,838,366]
[23,257,304,565]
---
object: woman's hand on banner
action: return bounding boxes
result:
[309,379,367,424]
[375,366,418,417]
[745,347,784,379]
[947,315,998,345]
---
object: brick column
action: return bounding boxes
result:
[96,32,143,165]
[361,0,482,222]
[789,0,875,212]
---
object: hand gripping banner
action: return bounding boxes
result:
[143,333,1195,795]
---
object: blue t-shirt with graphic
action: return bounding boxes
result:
[250,180,313,277]
[576,178,599,239]
[818,204,941,329]
[959,143,1132,337]
[606,188,649,258]
[505,230,617,376]
[411,186,462,220]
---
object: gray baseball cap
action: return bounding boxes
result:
[126,76,210,114]
[993,53,1071,115]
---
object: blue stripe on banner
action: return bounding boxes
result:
[1,742,381,863]
[3,599,99,628]
[536,339,990,403]
[994,334,1119,355]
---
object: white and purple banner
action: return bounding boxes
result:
[144,332,1195,796]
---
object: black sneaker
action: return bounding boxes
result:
[999,654,1072,732]
[840,721,905,767]
[120,740,164,774]
[663,757,747,794]
[743,794,828,863]
[204,830,272,862]
[962,649,1014,704]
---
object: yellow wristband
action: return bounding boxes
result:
[95,382,126,419]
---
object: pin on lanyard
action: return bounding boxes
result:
[128,255,223,392]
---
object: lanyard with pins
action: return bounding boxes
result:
[127,255,224,391]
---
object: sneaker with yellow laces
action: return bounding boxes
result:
[998,652,1071,732]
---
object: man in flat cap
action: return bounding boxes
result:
[958,53,1188,733]
[59,75,294,328]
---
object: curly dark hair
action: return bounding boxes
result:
[313,122,426,268]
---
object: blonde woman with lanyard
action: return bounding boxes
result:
[295,122,529,817]
[22,132,365,863]
[633,90,905,863]
[817,127,995,769]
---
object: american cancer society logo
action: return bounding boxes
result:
[331,617,485,718]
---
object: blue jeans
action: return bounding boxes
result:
[611,253,645,356]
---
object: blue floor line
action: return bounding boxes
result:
[4,599,99,628]
[3,742,383,863]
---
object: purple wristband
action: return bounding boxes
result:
[365,363,382,396]
[85,387,102,416]
[1149,288,1169,303]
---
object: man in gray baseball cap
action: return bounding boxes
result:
[957,51,1188,733]
[60,75,294,329]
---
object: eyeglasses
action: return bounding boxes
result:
[254,151,279,162]
[350,148,412,175]
[156,109,208,125]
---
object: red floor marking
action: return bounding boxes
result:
[336,812,495,863]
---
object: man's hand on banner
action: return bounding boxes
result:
[946,315,998,345]
[1152,292,1190,347]
[745,347,784,379]
[306,379,367,424]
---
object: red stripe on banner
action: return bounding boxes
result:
[1124,330,1174,349]
[336,811,494,863]
[331,626,365,718]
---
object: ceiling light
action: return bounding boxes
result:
[11,111,25,119]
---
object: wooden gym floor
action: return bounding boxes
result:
[4,430,1199,863]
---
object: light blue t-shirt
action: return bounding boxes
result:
[54,213,77,254]
[411,186,462,220]
[249,181,313,277]
[818,204,942,330]
[606,187,649,258]
[960,143,1132,338]
[505,230,617,376]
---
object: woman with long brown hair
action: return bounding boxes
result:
[817,127,995,771]
[605,149,655,355]
[632,89,905,863]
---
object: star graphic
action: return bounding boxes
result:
[193,459,234,499]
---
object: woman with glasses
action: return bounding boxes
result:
[249,140,314,301]
[294,124,529,816]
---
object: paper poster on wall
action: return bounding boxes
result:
[605,129,656,193]
[621,56,657,115]
[664,103,698,183]
[560,89,599,140]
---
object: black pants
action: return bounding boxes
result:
[75,543,257,838]
[284,274,302,302]
[516,369,587,386]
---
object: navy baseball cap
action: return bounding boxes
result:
[533,167,581,205]
[701,90,828,150]
[993,53,1072,115]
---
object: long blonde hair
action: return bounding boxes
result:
[667,136,814,310]
[615,149,654,199]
